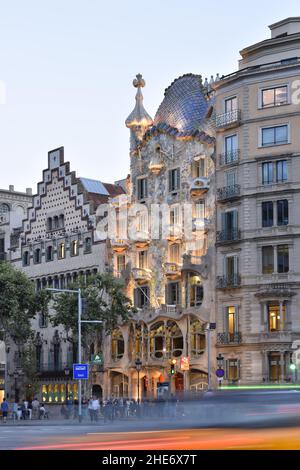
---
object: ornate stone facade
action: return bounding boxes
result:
[6,147,124,402]
[102,74,216,399]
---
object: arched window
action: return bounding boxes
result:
[150,322,165,359]
[71,240,78,256]
[53,216,59,229]
[58,242,65,259]
[111,329,125,361]
[190,318,205,357]
[84,237,92,253]
[23,251,30,266]
[47,217,53,231]
[34,248,41,264]
[0,204,9,222]
[166,321,183,358]
[189,274,204,307]
[46,246,53,261]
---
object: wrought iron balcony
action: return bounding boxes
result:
[217,332,242,344]
[216,109,241,129]
[217,274,241,289]
[217,184,241,202]
[216,228,241,243]
[219,149,240,167]
[36,362,73,376]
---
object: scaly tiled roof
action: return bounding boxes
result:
[154,74,210,134]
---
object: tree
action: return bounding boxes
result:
[0,262,38,345]
[50,273,135,346]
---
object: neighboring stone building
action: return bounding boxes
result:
[6,147,124,402]
[214,17,300,384]
[0,185,32,401]
[102,73,216,399]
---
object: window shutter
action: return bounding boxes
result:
[233,210,238,230]
[221,212,226,233]
[168,170,172,191]
[176,169,180,190]
[134,288,139,308]
[225,360,229,380]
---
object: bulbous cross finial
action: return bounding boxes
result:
[133,74,145,88]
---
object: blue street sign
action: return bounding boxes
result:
[216,368,225,378]
[73,364,89,380]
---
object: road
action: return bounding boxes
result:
[1,389,300,450]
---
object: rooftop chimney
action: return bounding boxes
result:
[9,185,14,192]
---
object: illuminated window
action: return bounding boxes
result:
[58,242,65,259]
[71,240,78,256]
[190,319,205,357]
[111,329,124,361]
[268,303,286,332]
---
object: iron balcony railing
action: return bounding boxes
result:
[36,362,73,373]
[217,332,242,344]
[216,109,241,128]
[217,274,241,289]
[216,228,241,243]
[219,149,240,166]
[217,184,241,201]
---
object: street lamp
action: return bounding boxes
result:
[216,353,224,387]
[46,287,102,422]
[217,353,224,368]
[64,367,70,402]
[135,358,142,404]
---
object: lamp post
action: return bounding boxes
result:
[135,358,142,404]
[46,287,102,422]
[216,353,224,387]
[64,367,70,402]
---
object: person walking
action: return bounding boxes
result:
[32,398,40,419]
[1,398,9,423]
[88,397,93,422]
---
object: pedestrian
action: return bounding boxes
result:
[91,397,100,422]
[12,401,18,420]
[28,401,32,420]
[1,398,9,423]
[21,400,27,420]
[32,398,40,419]
[88,397,93,422]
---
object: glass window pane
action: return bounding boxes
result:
[262,127,275,146]
[275,86,288,105]
[277,245,289,273]
[262,89,275,107]
[262,246,274,274]
[275,125,288,144]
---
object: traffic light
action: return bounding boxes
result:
[170,359,177,375]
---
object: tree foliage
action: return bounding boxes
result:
[50,273,135,342]
[0,262,38,344]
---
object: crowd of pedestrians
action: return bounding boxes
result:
[0,397,49,422]
[1,395,185,423]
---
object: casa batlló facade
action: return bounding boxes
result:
[101,73,216,399]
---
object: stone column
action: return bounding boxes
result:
[184,370,190,393]
[261,351,268,381]
[280,352,285,382]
